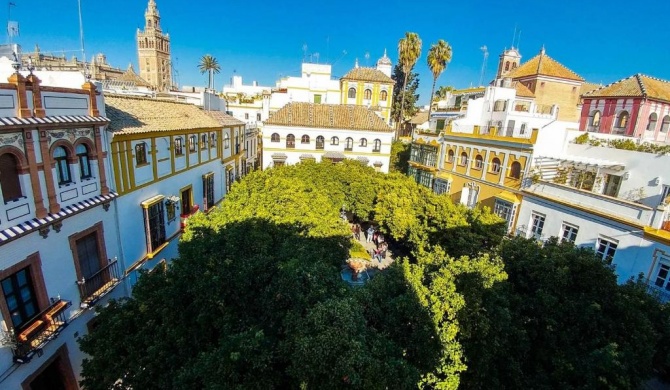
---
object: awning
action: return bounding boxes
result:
[535,155,625,171]
[299,153,315,160]
[0,115,109,127]
[271,153,288,161]
[373,161,383,167]
[323,151,346,159]
[494,190,522,204]
[356,157,370,164]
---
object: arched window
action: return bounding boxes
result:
[661,116,670,133]
[591,110,601,128]
[286,134,295,149]
[189,135,197,152]
[505,61,510,71]
[345,137,354,151]
[364,89,372,100]
[380,90,388,101]
[348,88,356,99]
[373,139,381,152]
[270,133,280,143]
[616,111,629,129]
[491,157,501,174]
[510,161,521,179]
[174,137,184,156]
[54,146,72,184]
[301,135,310,144]
[359,138,367,147]
[224,133,230,149]
[459,152,468,166]
[316,136,325,149]
[331,136,339,146]
[447,149,455,163]
[76,144,91,179]
[0,153,22,202]
[647,113,658,131]
[201,133,209,149]
[512,62,517,69]
[135,142,147,165]
[474,154,483,169]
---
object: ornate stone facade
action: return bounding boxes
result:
[137,0,172,91]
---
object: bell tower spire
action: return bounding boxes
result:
[137,0,172,91]
[145,0,161,32]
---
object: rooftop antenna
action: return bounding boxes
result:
[511,25,517,48]
[7,2,18,45]
[302,44,308,63]
[172,57,180,89]
[478,45,488,87]
[364,51,370,66]
[314,52,320,64]
[77,0,86,66]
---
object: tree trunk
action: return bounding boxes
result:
[397,73,410,138]
[427,77,437,121]
[208,69,213,90]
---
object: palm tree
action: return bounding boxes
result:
[434,85,454,101]
[198,54,221,90]
[397,32,422,135]
[426,40,452,119]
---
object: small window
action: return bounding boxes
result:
[591,110,601,127]
[76,144,92,179]
[447,149,455,163]
[433,179,451,195]
[561,223,579,243]
[301,135,310,144]
[313,94,322,104]
[648,113,658,131]
[223,133,230,149]
[530,212,545,239]
[54,146,72,184]
[181,187,192,216]
[210,133,216,148]
[271,133,280,143]
[373,139,381,152]
[509,161,521,179]
[331,136,339,146]
[316,136,325,150]
[1,267,39,328]
[345,137,354,151]
[359,138,367,147]
[348,88,356,99]
[203,174,214,211]
[174,137,184,156]
[504,61,510,71]
[244,113,249,120]
[474,155,483,169]
[616,111,629,129]
[436,119,446,131]
[596,237,618,264]
[459,152,468,166]
[257,113,262,121]
[145,200,166,253]
[493,199,515,232]
[380,90,388,101]
[189,135,197,152]
[661,116,670,133]
[491,157,501,174]
[653,261,670,292]
[364,89,372,100]
[286,134,295,149]
[0,153,22,202]
[520,123,528,135]
[201,134,209,150]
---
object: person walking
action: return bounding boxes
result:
[367,226,374,243]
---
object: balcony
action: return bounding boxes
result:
[524,181,654,226]
[77,259,122,309]
[9,299,71,363]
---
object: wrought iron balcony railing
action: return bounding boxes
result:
[77,259,122,309]
[10,299,71,363]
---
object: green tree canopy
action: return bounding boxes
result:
[426,39,452,118]
[198,54,221,90]
[391,64,420,131]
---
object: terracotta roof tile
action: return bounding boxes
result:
[513,81,535,98]
[265,102,393,132]
[583,74,670,103]
[579,82,602,96]
[204,110,246,126]
[409,112,429,124]
[105,94,222,134]
[341,67,395,84]
[115,65,152,87]
[509,50,584,82]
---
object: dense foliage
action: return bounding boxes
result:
[80,161,670,389]
[574,133,670,155]
[391,64,420,128]
[389,140,410,174]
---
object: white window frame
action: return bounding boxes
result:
[494,199,516,233]
[529,212,545,240]
[595,236,618,264]
[561,222,579,243]
[653,259,670,292]
[433,179,451,195]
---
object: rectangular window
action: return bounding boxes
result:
[313,94,322,104]
[433,179,451,195]
[210,133,216,148]
[174,137,184,156]
[201,134,209,150]
[245,113,249,120]
[595,236,618,264]
[494,199,516,232]
[166,201,176,222]
[256,113,262,121]
[436,119,445,131]
[189,135,197,152]
[660,185,670,206]
[602,174,622,197]
[561,223,579,243]
[203,173,214,211]
[181,187,192,215]
[466,187,479,208]
[407,166,433,188]
[409,144,438,167]
[1,268,38,328]
[530,212,545,239]
[135,143,147,165]
[654,261,670,291]
[145,200,166,253]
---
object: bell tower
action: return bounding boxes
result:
[496,47,521,80]
[137,0,172,91]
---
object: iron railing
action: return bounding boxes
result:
[77,259,121,308]
[11,299,71,363]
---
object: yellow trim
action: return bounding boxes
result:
[141,194,165,209]
[202,172,214,179]
[262,147,391,158]
[494,190,522,204]
[126,140,135,188]
[643,227,670,245]
[111,127,223,142]
[111,141,122,192]
[118,141,129,191]
[151,137,158,180]
[169,135,176,174]
[179,184,193,207]
[146,241,169,260]
[408,161,438,172]
[436,172,453,181]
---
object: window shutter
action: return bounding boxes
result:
[459,187,470,206]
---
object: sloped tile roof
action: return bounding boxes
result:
[105,94,222,134]
[513,82,535,98]
[509,50,584,82]
[264,102,393,132]
[204,110,246,126]
[409,111,429,124]
[341,67,395,84]
[115,65,152,87]
[584,74,670,103]
[579,82,602,96]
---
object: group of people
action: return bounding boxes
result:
[366,226,388,263]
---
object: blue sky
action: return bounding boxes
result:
[13,0,670,104]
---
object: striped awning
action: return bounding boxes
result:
[323,151,346,159]
[0,192,117,245]
[271,153,288,161]
[0,115,109,127]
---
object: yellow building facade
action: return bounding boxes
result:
[340,61,395,124]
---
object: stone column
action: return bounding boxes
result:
[26,74,45,118]
[23,130,47,218]
[38,130,60,213]
[93,126,109,195]
[8,72,31,118]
